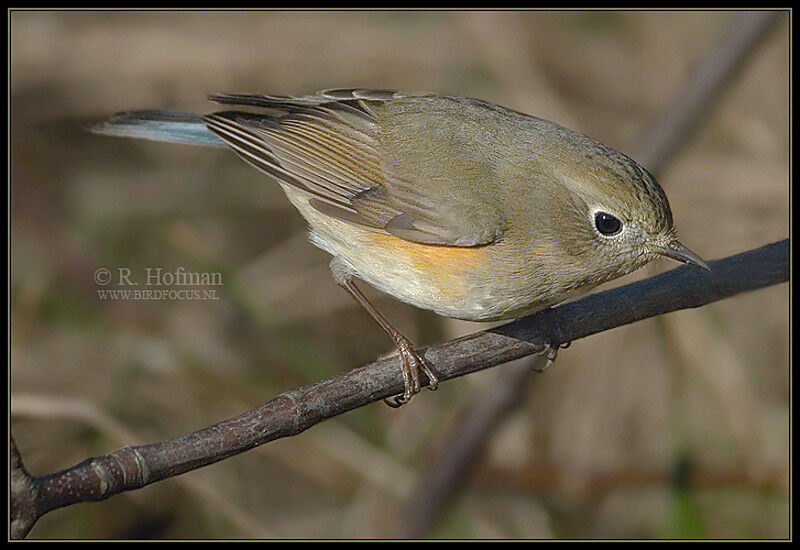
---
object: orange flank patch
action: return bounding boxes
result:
[368,231,487,281]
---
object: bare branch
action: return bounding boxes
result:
[633,10,784,171]
[10,437,40,540]
[10,239,788,538]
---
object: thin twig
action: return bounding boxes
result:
[633,10,784,171]
[10,239,789,538]
[10,437,39,540]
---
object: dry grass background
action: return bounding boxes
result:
[10,10,789,539]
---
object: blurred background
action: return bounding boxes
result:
[10,10,788,539]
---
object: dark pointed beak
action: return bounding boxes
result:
[655,240,711,271]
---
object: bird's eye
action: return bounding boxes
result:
[594,212,622,236]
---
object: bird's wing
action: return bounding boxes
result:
[204,89,507,246]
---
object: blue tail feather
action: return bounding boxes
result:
[90,110,226,147]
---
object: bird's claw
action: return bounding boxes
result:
[532,341,571,372]
[383,336,439,408]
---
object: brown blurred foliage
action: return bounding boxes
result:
[10,10,788,539]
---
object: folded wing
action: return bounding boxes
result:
[204,89,507,246]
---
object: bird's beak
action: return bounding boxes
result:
[654,240,711,271]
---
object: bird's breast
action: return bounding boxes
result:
[285,186,566,321]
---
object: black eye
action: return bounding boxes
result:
[594,212,622,236]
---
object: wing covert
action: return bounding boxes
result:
[204,90,507,246]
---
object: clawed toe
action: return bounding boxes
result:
[422,362,439,391]
[532,341,571,372]
[336,276,439,408]
[383,336,438,407]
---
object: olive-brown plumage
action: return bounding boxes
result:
[92,88,709,405]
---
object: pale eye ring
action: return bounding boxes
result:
[594,211,623,236]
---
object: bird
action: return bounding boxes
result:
[91,88,709,406]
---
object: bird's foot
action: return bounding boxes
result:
[384,335,439,408]
[531,341,571,372]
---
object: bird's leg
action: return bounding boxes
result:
[531,341,571,372]
[335,275,439,407]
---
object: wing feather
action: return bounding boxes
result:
[203,90,507,246]
[204,113,357,212]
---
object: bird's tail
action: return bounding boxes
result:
[89,110,226,147]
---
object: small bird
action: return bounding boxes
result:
[92,89,709,406]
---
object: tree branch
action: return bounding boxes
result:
[10,437,40,540]
[10,239,788,538]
